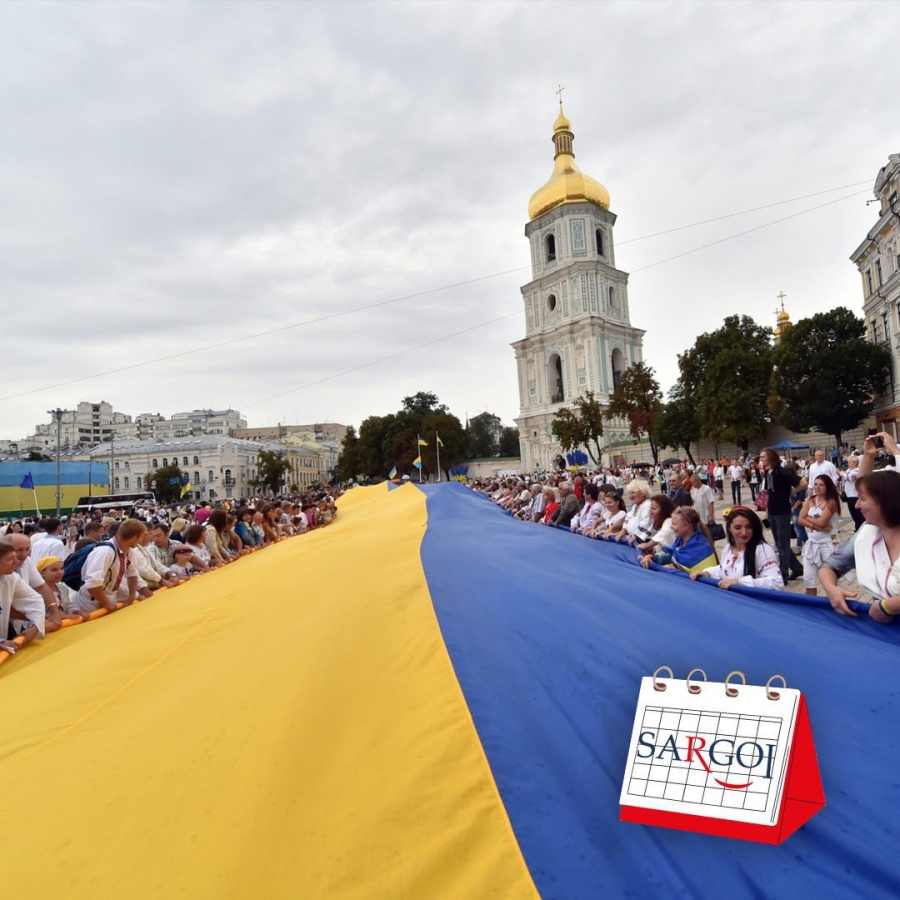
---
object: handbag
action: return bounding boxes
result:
[755,489,769,511]
[707,523,725,541]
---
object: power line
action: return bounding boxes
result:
[617,179,871,245]
[240,311,521,408]
[0,179,871,405]
[630,189,868,273]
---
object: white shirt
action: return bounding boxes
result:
[691,484,716,523]
[702,544,784,591]
[728,465,744,482]
[15,555,46,591]
[71,540,137,613]
[808,460,839,492]
[30,533,69,561]
[0,572,45,640]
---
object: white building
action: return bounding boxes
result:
[852,153,900,431]
[513,102,645,472]
[29,401,133,450]
[89,435,262,503]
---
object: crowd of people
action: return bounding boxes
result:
[0,490,340,660]
[473,436,900,626]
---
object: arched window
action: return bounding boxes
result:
[183,457,189,466]
[547,293,557,312]
[136,476,142,490]
[124,476,130,490]
[194,471,200,484]
[207,470,214,483]
[608,286,616,308]
[114,460,120,469]
[114,477,120,490]
[545,233,556,262]
[611,348,626,391]
[162,457,168,468]
[548,353,564,403]
[151,458,158,468]
[193,455,200,465]
[224,468,233,485]
[596,228,604,256]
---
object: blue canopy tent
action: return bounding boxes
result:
[769,439,810,450]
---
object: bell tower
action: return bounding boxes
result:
[512,98,645,471]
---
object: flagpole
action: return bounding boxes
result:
[418,437,422,483]
[33,487,41,516]
[435,431,441,482]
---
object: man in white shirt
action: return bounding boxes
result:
[30,517,69,561]
[728,462,744,504]
[69,519,145,614]
[807,449,839,496]
[0,538,45,651]
[690,476,717,526]
[9,533,62,632]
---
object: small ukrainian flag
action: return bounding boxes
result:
[388,466,398,479]
[180,481,193,499]
[417,435,428,447]
[413,456,423,469]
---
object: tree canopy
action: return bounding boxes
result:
[466,413,502,458]
[551,391,605,464]
[146,463,187,504]
[655,382,700,465]
[677,315,773,454]
[254,449,291,495]
[771,306,891,446]
[605,361,663,463]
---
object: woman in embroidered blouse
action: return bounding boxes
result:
[798,475,841,596]
[820,432,900,622]
[573,483,604,536]
[618,481,653,545]
[640,506,718,573]
[690,506,784,591]
[596,493,627,539]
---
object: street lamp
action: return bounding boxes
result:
[47,408,65,516]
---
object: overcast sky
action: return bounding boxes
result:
[1,0,898,440]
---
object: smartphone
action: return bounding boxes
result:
[875,436,886,449]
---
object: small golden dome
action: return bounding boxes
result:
[528,103,610,220]
[777,309,790,323]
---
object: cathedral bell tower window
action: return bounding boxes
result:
[545,234,556,261]
[596,228,604,256]
[547,293,557,312]
[549,354,564,403]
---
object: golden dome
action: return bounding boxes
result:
[528,103,610,220]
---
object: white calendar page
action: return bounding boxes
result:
[620,677,800,826]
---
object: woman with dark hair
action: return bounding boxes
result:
[760,447,806,582]
[184,524,214,571]
[798,475,841,596]
[596,493,627,539]
[690,506,784,591]
[205,509,231,565]
[636,494,676,554]
[234,508,258,548]
[573,483,603,536]
[821,432,900,622]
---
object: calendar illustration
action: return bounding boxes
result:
[620,668,825,844]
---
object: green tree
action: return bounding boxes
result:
[254,449,291,495]
[655,382,701,465]
[551,391,605,464]
[335,425,361,483]
[420,411,467,478]
[357,414,393,476]
[678,315,773,455]
[401,391,447,418]
[498,426,521,458]
[146,463,187,504]
[605,361,663,463]
[466,412,501,458]
[771,306,891,446]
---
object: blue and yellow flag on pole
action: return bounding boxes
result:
[180,481,192,498]
[413,456,423,469]
[417,435,428,447]
[388,466,398,479]
[436,433,444,447]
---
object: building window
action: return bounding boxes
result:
[162,458,168,467]
[152,458,158,468]
[549,353,564,403]
[224,469,234,485]
[608,286,616,308]
[867,270,874,294]
[547,293,557,312]
[877,260,884,286]
[136,476,142,490]
[124,476,130,490]
[596,228,604,256]
[193,455,199,465]
[194,471,200,484]
[207,470,214,483]
[545,234,556,262]
[183,457,189,466]
[114,460,120,468]
[114,477,120,490]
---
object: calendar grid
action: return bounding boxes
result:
[626,704,785,816]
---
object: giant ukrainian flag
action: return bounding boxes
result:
[1,483,899,898]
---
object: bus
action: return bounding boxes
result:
[73,491,157,514]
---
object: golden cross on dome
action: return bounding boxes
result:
[776,291,787,310]
[556,84,565,105]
